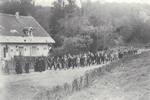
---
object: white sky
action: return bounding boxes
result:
[34,0,150,6]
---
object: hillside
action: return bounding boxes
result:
[63,51,150,100]
[0,50,149,100]
[1,64,108,100]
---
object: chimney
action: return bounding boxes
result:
[15,12,19,19]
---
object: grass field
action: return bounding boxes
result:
[63,52,150,100]
[1,63,108,100]
[1,50,150,100]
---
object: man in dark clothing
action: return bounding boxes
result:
[97,53,101,64]
[47,57,53,70]
[72,56,77,68]
[15,61,22,74]
[41,57,46,71]
[34,58,38,72]
[80,55,85,67]
[34,58,41,72]
[101,53,105,64]
[60,56,65,69]
[68,56,72,69]
[118,52,123,59]
[56,57,61,70]
[25,62,30,73]
[87,55,91,66]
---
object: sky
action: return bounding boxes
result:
[34,0,150,7]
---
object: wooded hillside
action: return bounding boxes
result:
[1,0,150,55]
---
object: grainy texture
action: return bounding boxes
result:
[63,52,150,100]
[1,64,107,100]
[1,51,149,100]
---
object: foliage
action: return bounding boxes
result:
[0,0,35,16]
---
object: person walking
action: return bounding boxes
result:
[15,60,22,74]
[25,62,30,73]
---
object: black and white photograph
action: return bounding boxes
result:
[0,0,150,100]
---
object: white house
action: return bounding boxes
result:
[0,12,55,73]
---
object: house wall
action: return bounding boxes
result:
[0,43,50,60]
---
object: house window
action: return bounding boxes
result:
[18,46,24,56]
[31,46,37,56]
[23,27,33,36]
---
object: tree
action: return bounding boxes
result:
[49,0,65,36]
[0,0,35,16]
[49,0,79,47]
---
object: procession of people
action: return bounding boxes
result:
[13,47,138,74]
[47,47,138,70]
[15,57,46,74]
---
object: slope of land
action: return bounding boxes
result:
[63,52,150,100]
[1,50,149,100]
[1,63,108,100]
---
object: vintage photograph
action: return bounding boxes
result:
[0,0,150,100]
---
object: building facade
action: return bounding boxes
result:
[0,36,53,60]
[0,13,55,73]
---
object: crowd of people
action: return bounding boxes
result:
[15,57,46,74]
[15,59,30,74]
[34,57,46,72]
[47,47,138,70]
[1,47,139,74]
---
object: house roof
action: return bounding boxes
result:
[0,36,54,44]
[0,13,55,43]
